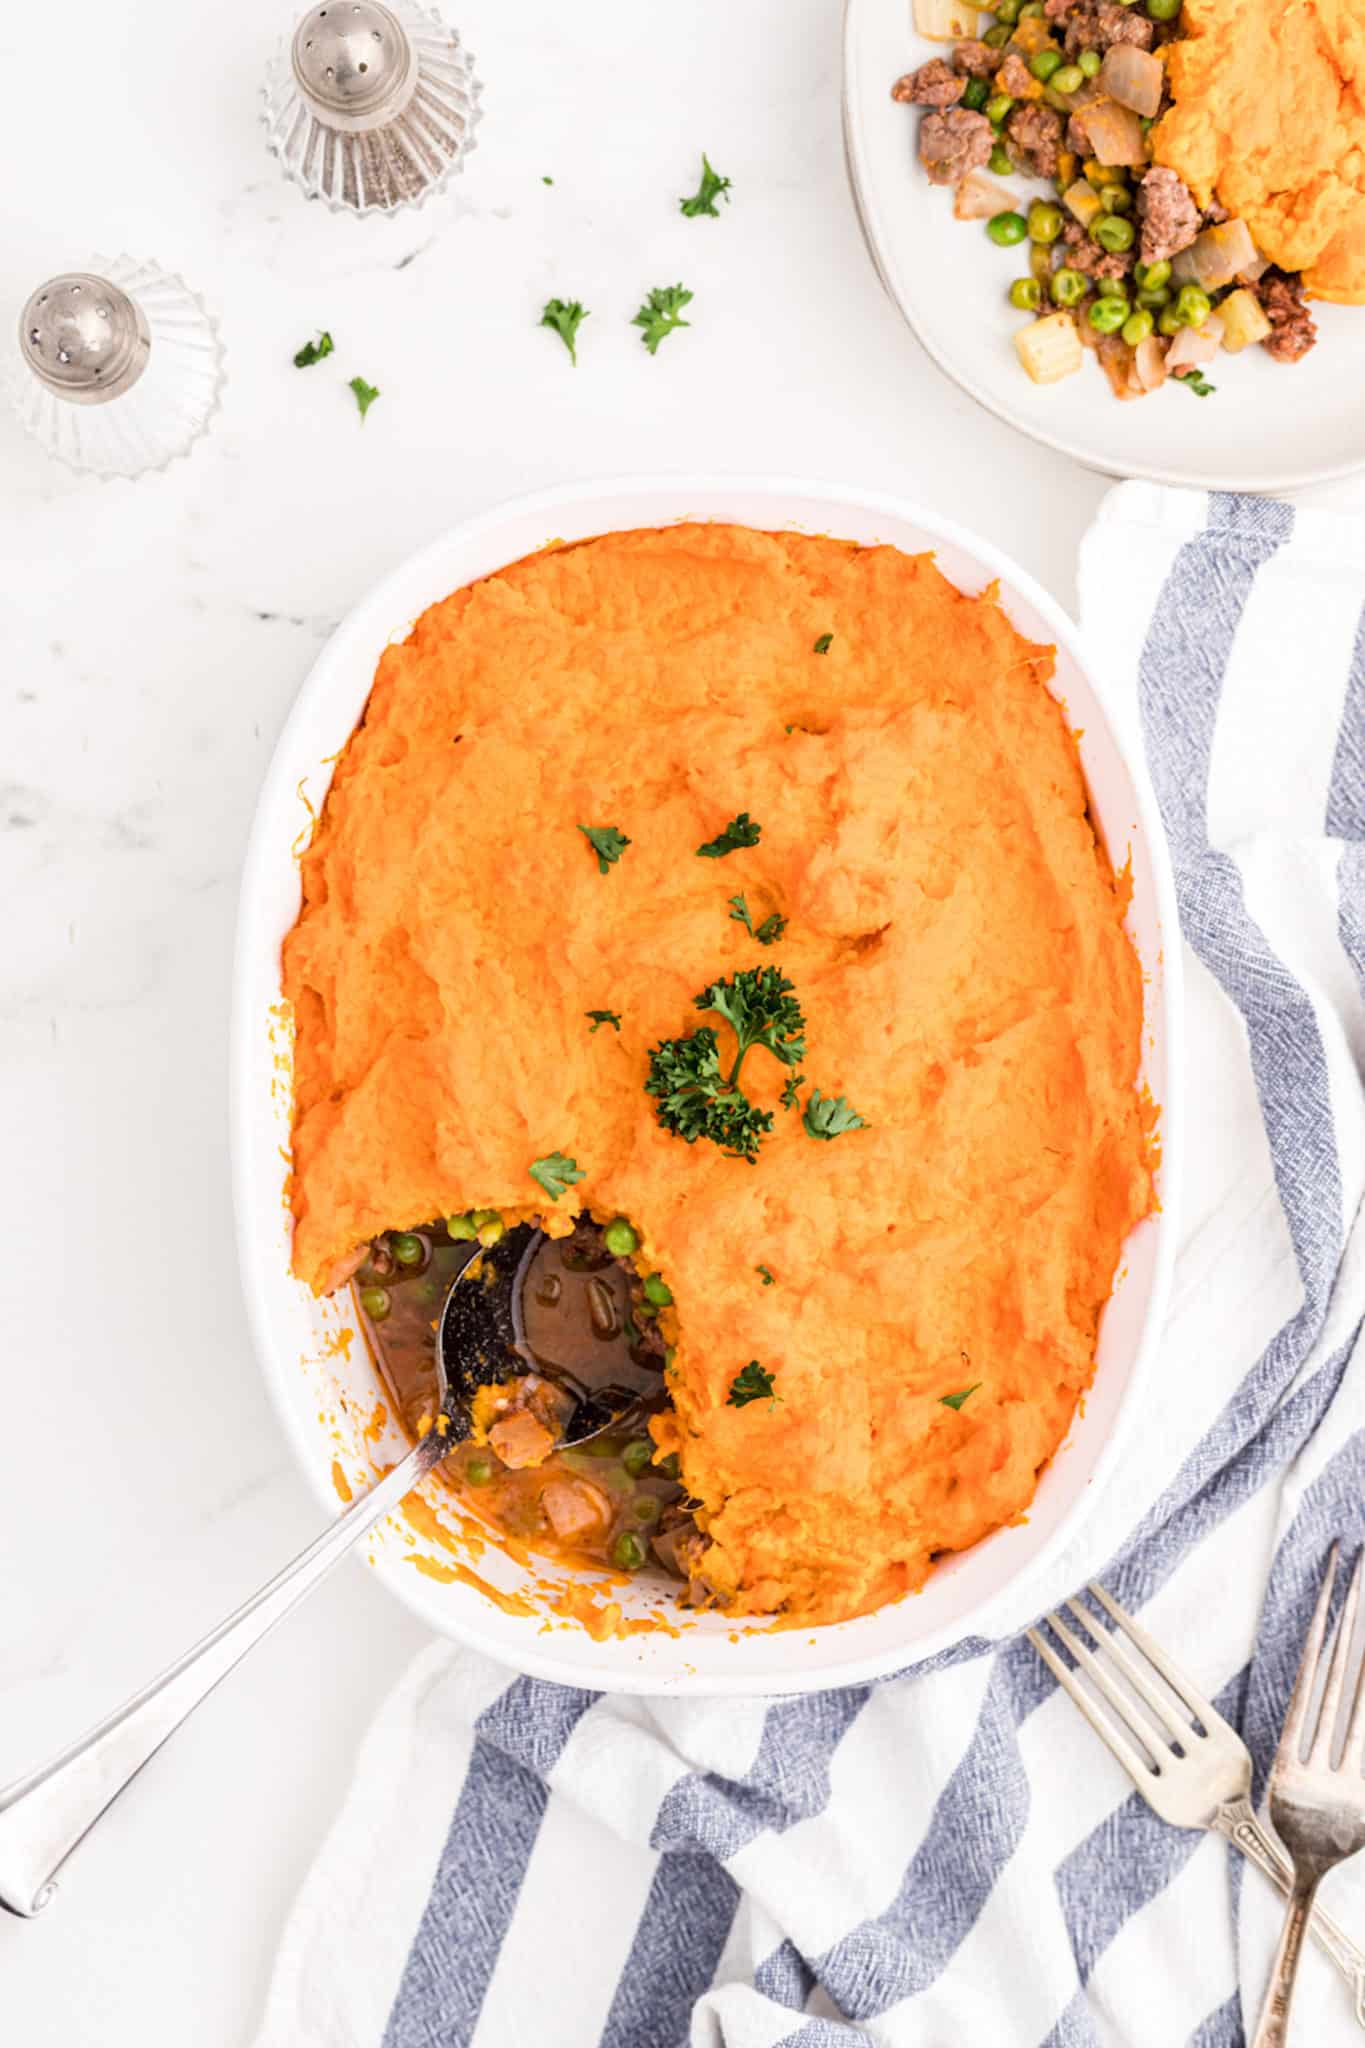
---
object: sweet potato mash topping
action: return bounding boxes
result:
[1155,0,1365,303]
[284,525,1154,1625]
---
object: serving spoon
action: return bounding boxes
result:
[0,1225,642,1919]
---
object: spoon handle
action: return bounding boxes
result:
[0,1436,442,1917]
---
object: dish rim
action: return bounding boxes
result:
[230,471,1184,1695]
[840,0,1365,493]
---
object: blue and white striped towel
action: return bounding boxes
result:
[255,485,1365,2048]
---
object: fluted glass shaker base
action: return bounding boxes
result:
[263,0,482,216]
[7,255,224,480]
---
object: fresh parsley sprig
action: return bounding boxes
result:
[541,297,589,366]
[802,1089,868,1142]
[680,154,732,218]
[728,1360,778,1408]
[578,823,631,874]
[529,1152,585,1201]
[633,284,693,355]
[697,812,761,859]
[729,893,786,944]
[646,968,806,1161]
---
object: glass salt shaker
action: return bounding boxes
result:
[262,0,482,217]
[6,256,225,480]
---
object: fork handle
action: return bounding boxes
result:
[1251,1870,1322,2048]
[1215,1800,1365,2031]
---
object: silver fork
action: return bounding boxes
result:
[1251,1547,1365,2048]
[1028,1580,1365,2030]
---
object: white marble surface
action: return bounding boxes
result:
[4,3,1365,2043]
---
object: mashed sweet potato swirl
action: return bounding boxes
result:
[284,525,1154,1627]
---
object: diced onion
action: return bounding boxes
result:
[1133,336,1168,390]
[1171,220,1258,290]
[1098,45,1164,118]
[1165,312,1224,373]
[954,171,1022,220]
[1074,95,1149,167]
[913,0,979,41]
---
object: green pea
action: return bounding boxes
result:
[1146,0,1180,17]
[983,21,1011,45]
[658,1452,681,1481]
[1050,266,1088,306]
[631,1493,662,1525]
[1029,48,1063,80]
[1135,258,1171,290]
[643,1272,673,1306]
[995,0,1021,18]
[1121,308,1154,345]
[1028,199,1064,243]
[446,1212,478,1240]
[1087,296,1127,333]
[465,1453,494,1486]
[1078,47,1102,76]
[987,210,1028,246]
[1175,283,1211,327]
[391,1232,425,1268]
[612,1531,648,1571]
[1018,2,1044,14]
[985,93,1014,125]
[1136,284,1170,310]
[1101,184,1133,215]
[603,1216,639,1256]
[1009,276,1043,310]
[1052,62,1084,93]
[1094,275,1129,301]
[623,1438,654,1476]
[962,76,990,109]
[1092,212,1135,252]
[359,1285,391,1322]
[477,1218,506,1247]
[988,142,1013,175]
[1158,305,1185,336]
[472,1208,501,1229]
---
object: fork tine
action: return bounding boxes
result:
[1310,1547,1364,1766]
[1340,1556,1365,1772]
[1064,1598,1198,1750]
[1042,1608,1168,1766]
[1282,1544,1340,1765]
[1087,1581,1233,1736]
[1027,1627,1156,1785]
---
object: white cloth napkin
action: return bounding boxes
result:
[254,483,1365,2048]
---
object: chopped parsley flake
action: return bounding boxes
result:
[728,1360,778,1408]
[529,1152,585,1201]
[939,1384,982,1411]
[541,297,589,366]
[680,153,733,218]
[756,1264,775,1286]
[1180,371,1216,397]
[578,823,631,874]
[293,330,334,367]
[802,1089,868,1142]
[697,811,761,859]
[349,376,380,421]
[586,1009,622,1033]
[729,892,786,944]
[813,632,833,654]
[632,283,693,355]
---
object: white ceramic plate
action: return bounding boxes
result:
[842,0,1365,489]
[231,475,1181,1696]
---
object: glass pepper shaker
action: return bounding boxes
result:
[6,256,225,480]
[262,0,482,217]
